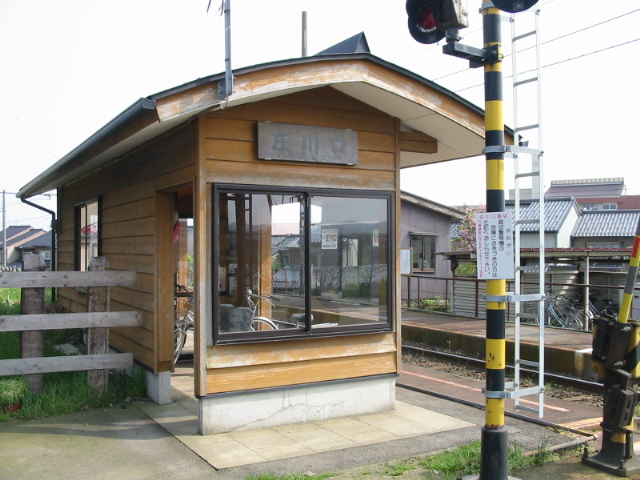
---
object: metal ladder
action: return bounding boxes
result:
[503,8,546,418]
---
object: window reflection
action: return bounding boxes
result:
[215,188,391,339]
[77,200,99,271]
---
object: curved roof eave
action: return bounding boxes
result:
[19,53,494,199]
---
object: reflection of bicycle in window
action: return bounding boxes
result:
[174,284,194,364]
[245,289,340,331]
[246,289,301,330]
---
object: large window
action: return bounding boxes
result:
[411,234,438,272]
[76,200,99,271]
[213,186,392,342]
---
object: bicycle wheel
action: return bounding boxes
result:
[174,324,187,364]
[251,317,278,331]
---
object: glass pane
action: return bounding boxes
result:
[79,201,99,271]
[310,195,389,328]
[411,236,423,269]
[217,191,306,334]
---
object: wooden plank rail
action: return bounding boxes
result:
[0,311,142,332]
[0,270,136,288]
[0,264,138,386]
[0,354,134,376]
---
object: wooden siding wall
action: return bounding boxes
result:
[202,87,401,395]
[57,123,199,372]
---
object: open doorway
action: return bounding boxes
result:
[170,187,195,403]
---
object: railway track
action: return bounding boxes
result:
[402,343,603,398]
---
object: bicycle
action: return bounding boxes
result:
[246,289,300,331]
[245,289,333,331]
[544,292,583,330]
[174,284,195,364]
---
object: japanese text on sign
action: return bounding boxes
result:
[322,228,338,250]
[257,122,358,165]
[475,211,514,280]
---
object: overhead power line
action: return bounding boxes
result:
[402,6,640,84]
[0,100,59,160]
[454,36,640,93]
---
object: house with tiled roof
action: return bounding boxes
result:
[505,197,581,248]
[0,226,51,269]
[572,210,640,249]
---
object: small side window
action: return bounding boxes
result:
[76,200,100,271]
[410,234,438,273]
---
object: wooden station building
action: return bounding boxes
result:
[18,39,487,434]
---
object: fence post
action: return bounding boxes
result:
[21,253,46,392]
[87,256,110,392]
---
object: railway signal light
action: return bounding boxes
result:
[405,0,468,44]
[491,0,539,13]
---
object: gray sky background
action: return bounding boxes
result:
[1,0,638,229]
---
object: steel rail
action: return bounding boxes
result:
[402,344,603,394]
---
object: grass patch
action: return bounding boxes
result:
[246,474,333,480]
[0,292,147,422]
[0,366,147,422]
[419,440,559,478]
[384,462,417,476]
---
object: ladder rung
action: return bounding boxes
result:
[505,386,544,399]
[514,123,540,133]
[514,77,538,87]
[516,359,540,369]
[515,171,540,179]
[517,268,540,274]
[513,30,536,42]
[515,404,541,414]
[486,293,544,303]
[502,145,544,156]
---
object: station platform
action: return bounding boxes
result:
[401,309,597,381]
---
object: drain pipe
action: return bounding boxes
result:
[20,197,57,299]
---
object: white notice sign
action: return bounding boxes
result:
[475,212,514,280]
[322,228,338,250]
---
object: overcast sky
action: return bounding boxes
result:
[1,0,639,230]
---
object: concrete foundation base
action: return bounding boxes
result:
[146,370,172,405]
[198,376,396,434]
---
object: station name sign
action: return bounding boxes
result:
[257,122,358,165]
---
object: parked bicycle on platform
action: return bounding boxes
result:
[174,284,194,363]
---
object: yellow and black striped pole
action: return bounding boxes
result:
[583,219,640,475]
[619,220,640,325]
[479,5,511,480]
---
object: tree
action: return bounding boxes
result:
[456,204,485,252]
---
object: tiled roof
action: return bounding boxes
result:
[271,226,323,254]
[505,198,578,233]
[19,231,53,248]
[0,227,45,248]
[546,179,625,198]
[572,210,640,237]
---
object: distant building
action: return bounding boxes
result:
[572,209,640,249]
[0,226,52,269]
[545,178,640,211]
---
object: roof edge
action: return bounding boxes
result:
[17,98,157,199]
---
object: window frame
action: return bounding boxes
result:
[212,184,394,344]
[410,233,438,273]
[74,198,101,272]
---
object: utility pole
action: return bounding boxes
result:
[302,11,308,57]
[405,1,539,478]
[2,190,6,268]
